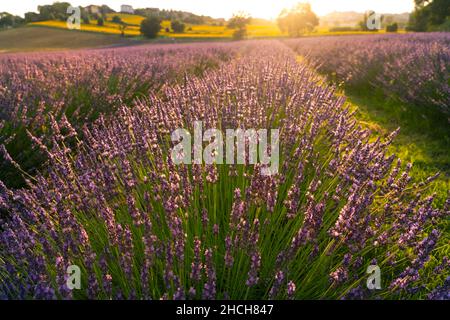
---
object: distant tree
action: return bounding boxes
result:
[100,5,115,15]
[37,5,55,20]
[112,15,122,24]
[38,2,71,22]
[408,0,450,31]
[119,23,127,37]
[16,16,25,25]
[97,17,104,26]
[0,12,24,28]
[416,0,450,25]
[386,22,399,32]
[171,20,186,33]
[228,13,252,29]
[80,8,90,24]
[53,2,72,21]
[408,9,429,31]
[359,12,369,31]
[277,3,319,37]
[140,16,162,38]
[0,13,13,28]
[437,16,450,31]
[134,8,224,26]
[228,13,252,40]
[24,12,41,23]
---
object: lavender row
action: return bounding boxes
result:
[285,33,450,115]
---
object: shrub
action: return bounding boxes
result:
[386,23,399,32]
[140,16,161,39]
[228,13,251,40]
[171,20,186,33]
[436,17,450,31]
[112,15,122,24]
[97,17,104,26]
[232,28,247,40]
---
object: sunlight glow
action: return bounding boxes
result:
[2,0,415,19]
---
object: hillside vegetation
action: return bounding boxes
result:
[0,26,140,53]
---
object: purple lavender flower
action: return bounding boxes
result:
[287,281,296,299]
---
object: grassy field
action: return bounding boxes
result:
[30,13,392,39]
[346,88,450,204]
[345,86,450,272]
[0,26,141,53]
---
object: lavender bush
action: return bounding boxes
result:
[285,33,450,116]
[0,41,448,300]
[0,43,236,187]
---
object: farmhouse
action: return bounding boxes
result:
[85,5,100,15]
[121,5,134,14]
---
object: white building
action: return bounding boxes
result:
[85,5,100,15]
[120,5,134,14]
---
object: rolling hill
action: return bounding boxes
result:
[0,26,141,53]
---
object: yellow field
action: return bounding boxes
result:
[105,13,145,26]
[31,13,401,39]
[32,20,141,36]
[30,13,283,39]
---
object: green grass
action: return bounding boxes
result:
[343,86,449,206]
[0,26,142,53]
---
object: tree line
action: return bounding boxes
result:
[0,2,225,28]
[408,0,450,31]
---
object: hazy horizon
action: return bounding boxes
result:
[1,0,415,20]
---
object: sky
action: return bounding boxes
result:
[1,0,415,19]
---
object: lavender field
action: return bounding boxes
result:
[0,36,449,300]
[285,33,450,115]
